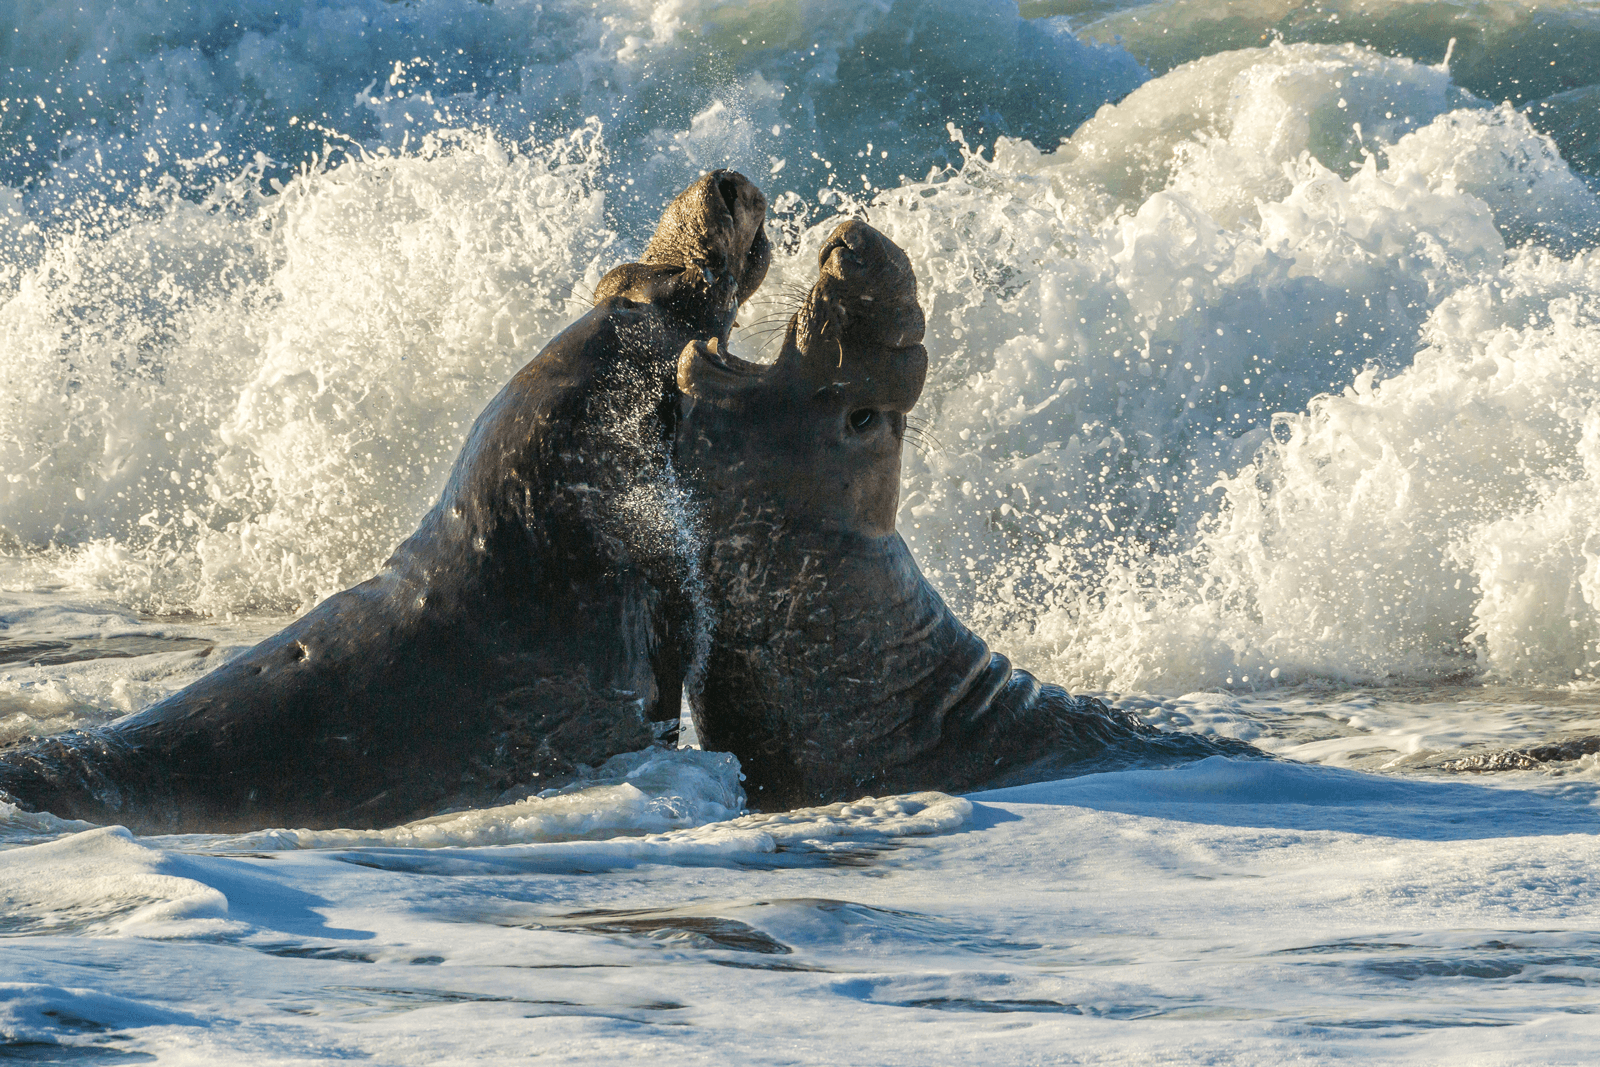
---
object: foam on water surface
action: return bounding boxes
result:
[4,759,1600,1062]
[842,42,1600,690]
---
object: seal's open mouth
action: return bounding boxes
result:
[677,218,927,426]
[695,335,766,377]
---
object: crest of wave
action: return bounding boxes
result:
[762,42,1600,687]
[1057,249,1600,690]
[2,125,614,614]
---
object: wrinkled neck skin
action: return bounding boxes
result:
[675,220,1011,807]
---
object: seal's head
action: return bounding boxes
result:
[594,169,771,342]
[676,219,926,537]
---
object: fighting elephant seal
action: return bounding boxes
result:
[0,170,771,833]
[674,219,1256,809]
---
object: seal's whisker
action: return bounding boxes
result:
[889,414,938,456]
[739,313,795,331]
[741,295,806,321]
[744,292,805,307]
[733,330,788,344]
[903,417,945,455]
[745,286,810,308]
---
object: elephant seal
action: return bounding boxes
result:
[0,170,772,833]
[674,219,1256,809]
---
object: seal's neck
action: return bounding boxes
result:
[692,513,997,806]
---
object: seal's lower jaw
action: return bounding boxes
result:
[676,336,768,400]
[702,336,765,375]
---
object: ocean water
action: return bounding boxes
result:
[4,0,1600,1061]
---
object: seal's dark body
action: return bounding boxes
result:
[675,221,1255,809]
[0,171,771,833]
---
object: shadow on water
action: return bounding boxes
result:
[1273,930,1600,988]
[159,854,375,943]
[0,637,213,668]
[325,838,902,878]
[967,756,1600,841]
[463,896,1047,971]
[284,985,689,1025]
[0,1009,156,1064]
[545,911,795,956]
[0,1046,155,1065]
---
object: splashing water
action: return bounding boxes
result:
[4,13,1600,694]
[847,43,1600,691]
[3,125,615,613]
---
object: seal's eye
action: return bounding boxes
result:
[848,408,877,432]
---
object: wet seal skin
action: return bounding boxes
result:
[0,171,771,833]
[675,219,1258,809]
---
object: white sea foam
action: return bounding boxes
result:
[2,127,614,613]
[5,759,1600,1062]
[841,44,1600,689]
[185,747,749,852]
[0,825,230,934]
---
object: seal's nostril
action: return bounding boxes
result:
[718,176,740,218]
[849,408,877,432]
[818,234,855,269]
